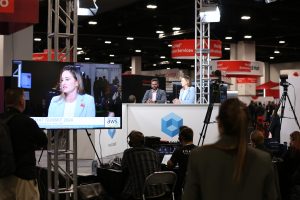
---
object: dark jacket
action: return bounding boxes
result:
[1,107,48,180]
[183,135,279,200]
[142,89,167,103]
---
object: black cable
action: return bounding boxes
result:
[85,129,102,165]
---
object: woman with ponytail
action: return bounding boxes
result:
[182,98,278,200]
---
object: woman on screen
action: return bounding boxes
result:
[48,65,96,117]
[173,75,195,104]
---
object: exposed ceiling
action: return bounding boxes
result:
[34,0,300,72]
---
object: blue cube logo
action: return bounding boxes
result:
[161,112,183,137]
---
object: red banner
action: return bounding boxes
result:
[0,0,38,34]
[33,49,68,62]
[236,77,257,83]
[171,39,222,59]
[0,0,14,13]
[217,60,251,72]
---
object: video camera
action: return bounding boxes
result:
[280,74,290,87]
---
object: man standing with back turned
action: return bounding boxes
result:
[0,88,48,200]
[142,78,167,103]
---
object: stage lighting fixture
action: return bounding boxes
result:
[200,4,220,23]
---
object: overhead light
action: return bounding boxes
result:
[110,62,115,64]
[146,4,157,9]
[265,0,277,3]
[244,35,252,39]
[200,5,220,23]
[135,49,141,53]
[158,33,166,39]
[176,61,181,64]
[241,16,251,20]
[109,54,115,57]
[88,21,97,25]
[77,47,82,50]
[224,47,230,51]
[172,27,181,31]
[168,44,172,47]
[153,64,157,66]
[191,65,195,68]
[160,56,166,59]
[77,50,84,55]
[166,67,171,70]
[85,57,90,61]
[156,30,164,34]
[129,66,133,69]
[279,40,285,44]
[270,56,275,59]
[173,31,183,36]
[34,38,41,42]
[225,36,232,40]
[126,37,134,40]
[104,41,111,44]
[274,50,280,54]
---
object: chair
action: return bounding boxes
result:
[142,171,177,200]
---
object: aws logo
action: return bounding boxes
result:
[161,112,183,137]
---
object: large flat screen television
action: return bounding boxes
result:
[11,60,122,129]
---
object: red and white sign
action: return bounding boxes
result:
[236,77,257,83]
[171,39,222,59]
[0,0,14,13]
[33,49,68,62]
[217,60,251,72]
[0,0,38,34]
[211,60,263,76]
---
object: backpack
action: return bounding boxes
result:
[0,114,17,178]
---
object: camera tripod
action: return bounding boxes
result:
[198,101,215,146]
[197,82,222,146]
[269,83,300,135]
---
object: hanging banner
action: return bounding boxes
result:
[0,0,14,13]
[0,0,38,34]
[171,39,222,59]
[236,77,257,83]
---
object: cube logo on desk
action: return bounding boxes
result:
[161,112,183,137]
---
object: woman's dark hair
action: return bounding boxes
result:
[290,131,300,152]
[60,65,85,95]
[216,98,249,183]
[182,75,191,87]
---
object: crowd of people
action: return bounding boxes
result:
[2,72,300,200]
[119,98,300,200]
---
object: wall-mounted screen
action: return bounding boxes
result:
[11,60,122,129]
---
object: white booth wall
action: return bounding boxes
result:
[93,104,220,160]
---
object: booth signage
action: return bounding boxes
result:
[0,0,14,13]
[217,60,251,72]
[236,77,257,83]
[171,39,222,59]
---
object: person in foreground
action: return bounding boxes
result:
[142,78,167,103]
[0,88,48,200]
[167,126,196,200]
[173,75,195,104]
[182,98,279,200]
[48,65,95,117]
[280,131,300,200]
[121,130,161,199]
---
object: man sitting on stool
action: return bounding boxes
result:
[121,130,162,199]
[167,126,197,200]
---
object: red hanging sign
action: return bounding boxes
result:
[0,0,14,13]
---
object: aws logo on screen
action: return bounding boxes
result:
[161,112,183,137]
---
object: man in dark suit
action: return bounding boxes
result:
[142,78,167,103]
